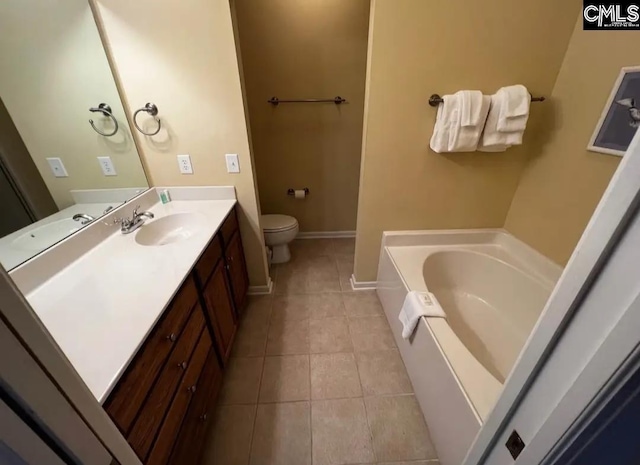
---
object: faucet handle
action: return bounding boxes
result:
[132,205,141,218]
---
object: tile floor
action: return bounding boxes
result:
[200,239,439,465]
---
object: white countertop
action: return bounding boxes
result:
[25,197,236,403]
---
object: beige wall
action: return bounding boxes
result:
[0,0,147,210]
[354,0,580,281]
[233,0,369,232]
[504,18,630,265]
[94,0,270,287]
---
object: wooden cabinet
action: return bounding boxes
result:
[104,205,249,465]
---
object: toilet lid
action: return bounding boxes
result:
[262,214,298,232]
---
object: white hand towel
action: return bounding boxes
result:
[478,94,523,152]
[448,93,491,152]
[429,94,457,153]
[496,85,530,133]
[460,90,485,127]
[399,291,446,340]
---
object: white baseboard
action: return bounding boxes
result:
[297,231,356,239]
[349,274,377,291]
[247,277,273,295]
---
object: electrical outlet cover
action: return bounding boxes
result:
[177,154,193,174]
[97,156,117,176]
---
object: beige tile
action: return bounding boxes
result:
[331,238,355,255]
[290,239,334,259]
[336,255,354,292]
[219,357,264,405]
[307,293,346,319]
[311,398,375,465]
[233,321,269,357]
[365,396,437,462]
[202,404,256,465]
[310,353,362,400]
[232,295,273,357]
[342,291,384,318]
[250,402,311,465]
[356,350,413,396]
[310,317,353,354]
[349,316,396,352]
[259,355,310,403]
[267,319,310,355]
[275,256,340,294]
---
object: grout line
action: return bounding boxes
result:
[246,295,274,458]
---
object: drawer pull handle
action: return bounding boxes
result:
[167,333,177,342]
[225,264,230,271]
[179,361,187,370]
[227,256,234,262]
[188,385,197,393]
[199,413,208,422]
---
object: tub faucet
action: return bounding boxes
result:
[72,213,95,225]
[115,205,155,234]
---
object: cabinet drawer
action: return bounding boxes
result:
[220,207,239,246]
[128,308,205,461]
[105,277,198,433]
[169,349,222,465]
[146,329,212,465]
[195,235,222,286]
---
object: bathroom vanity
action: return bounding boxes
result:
[11,187,251,465]
[104,205,248,464]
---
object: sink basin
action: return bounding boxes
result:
[135,212,205,246]
[12,218,83,251]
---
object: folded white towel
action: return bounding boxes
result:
[430,91,490,153]
[460,90,485,127]
[448,92,491,152]
[429,94,456,153]
[478,94,523,152]
[399,291,446,340]
[496,85,530,133]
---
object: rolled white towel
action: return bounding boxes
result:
[399,291,446,340]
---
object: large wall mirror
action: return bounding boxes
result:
[0,0,149,271]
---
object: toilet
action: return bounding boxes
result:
[261,214,299,264]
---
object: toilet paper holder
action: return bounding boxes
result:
[287,188,310,196]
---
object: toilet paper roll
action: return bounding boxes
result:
[294,189,306,200]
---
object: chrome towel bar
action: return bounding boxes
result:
[428,93,545,107]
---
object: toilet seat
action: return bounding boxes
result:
[262,214,298,233]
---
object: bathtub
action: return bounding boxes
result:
[376,229,561,465]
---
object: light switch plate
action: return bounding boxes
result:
[177,154,193,174]
[97,156,117,176]
[225,153,240,173]
[46,157,68,178]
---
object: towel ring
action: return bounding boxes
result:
[89,103,119,137]
[133,103,162,136]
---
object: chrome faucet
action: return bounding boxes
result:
[73,213,95,225]
[115,205,155,234]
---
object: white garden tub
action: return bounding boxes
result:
[376,229,561,465]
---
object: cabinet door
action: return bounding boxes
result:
[226,232,249,315]
[203,261,237,362]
